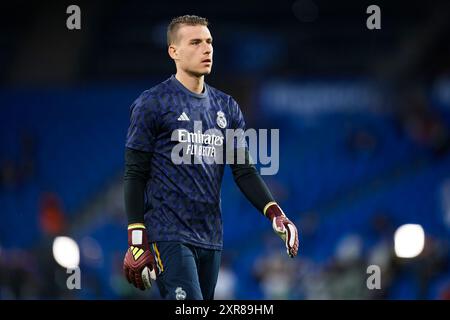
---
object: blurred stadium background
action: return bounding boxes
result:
[1,0,450,299]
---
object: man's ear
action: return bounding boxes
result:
[168,44,178,60]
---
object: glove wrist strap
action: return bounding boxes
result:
[128,223,145,230]
[263,202,285,221]
[127,223,148,247]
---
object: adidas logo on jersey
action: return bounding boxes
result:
[177,112,190,121]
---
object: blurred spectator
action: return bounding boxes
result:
[322,234,369,299]
[253,235,298,299]
[0,129,38,191]
[290,255,329,299]
[397,89,450,157]
[39,192,67,236]
[0,159,16,191]
[413,235,449,299]
[439,178,450,228]
[214,255,238,300]
[366,213,397,299]
[0,248,39,299]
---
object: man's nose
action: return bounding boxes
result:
[203,43,212,54]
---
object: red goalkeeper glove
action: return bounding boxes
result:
[123,223,157,290]
[264,202,299,258]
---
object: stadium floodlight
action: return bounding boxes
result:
[52,236,80,268]
[394,224,425,258]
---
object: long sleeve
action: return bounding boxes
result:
[229,149,275,215]
[123,147,152,224]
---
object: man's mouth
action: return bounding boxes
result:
[202,59,212,63]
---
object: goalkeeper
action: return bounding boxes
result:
[123,15,299,300]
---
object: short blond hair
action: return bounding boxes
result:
[167,15,209,46]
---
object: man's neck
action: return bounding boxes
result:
[175,71,205,94]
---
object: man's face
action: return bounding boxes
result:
[170,25,213,77]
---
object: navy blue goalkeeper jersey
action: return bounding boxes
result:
[125,75,246,250]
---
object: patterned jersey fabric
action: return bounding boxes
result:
[126,75,246,250]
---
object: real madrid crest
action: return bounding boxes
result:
[216,111,227,129]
